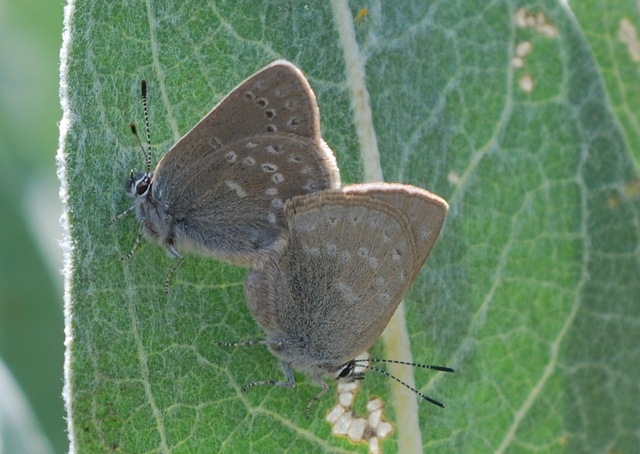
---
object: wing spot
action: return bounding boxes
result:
[357,247,369,258]
[262,163,278,172]
[326,215,339,225]
[288,117,300,128]
[225,180,247,198]
[302,182,320,192]
[208,136,223,150]
[335,280,357,303]
[378,292,391,304]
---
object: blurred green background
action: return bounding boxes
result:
[0,0,66,453]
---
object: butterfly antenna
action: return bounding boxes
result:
[140,80,152,173]
[353,358,453,408]
[362,358,454,373]
[130,80,152,174]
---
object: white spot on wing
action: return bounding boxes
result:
[225,180,246,198]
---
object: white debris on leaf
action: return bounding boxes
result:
[518,74,535,93]
[369,437,380,454]
[512,7,558,93]
[339,391,355,407]
[376,421,393,438]
[366,398,383,412]
[513,8,558,37]
[332,412,352,436]
[368,407,383,429]
[347,418,368,442]
[326,404,345,424]
[618,18,640,62]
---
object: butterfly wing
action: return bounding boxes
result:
[155,60,322,176]
[153,133,340,265]
[341,183,448,280]
[245,184,447,368]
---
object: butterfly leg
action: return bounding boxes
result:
[112,204,136,223]
[163,256,184,295]
[217,340,270,347]
[305,378,329,419]
[120,219,145,261]
[241,361,296,392]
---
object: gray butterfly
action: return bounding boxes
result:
[233,183,450,413]
[117,61,340,292]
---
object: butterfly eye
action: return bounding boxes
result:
[136,177,150,196]
[337,361,356,379]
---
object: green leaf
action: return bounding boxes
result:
[59,0,640,452]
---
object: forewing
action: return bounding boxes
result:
[156,60,321,176]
